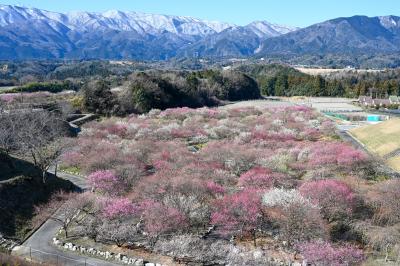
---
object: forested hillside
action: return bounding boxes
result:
[237,64,400,98]
[2,61,400,115]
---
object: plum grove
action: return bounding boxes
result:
[56,106,400,265]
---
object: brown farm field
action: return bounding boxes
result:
[295,67,383,76]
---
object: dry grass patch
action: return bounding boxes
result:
[350,119,400,157]
[387,156,400,172]
[351,119,400,172]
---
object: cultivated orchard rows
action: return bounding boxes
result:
[54,106,399,265]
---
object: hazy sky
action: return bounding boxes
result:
[1,0,399,27]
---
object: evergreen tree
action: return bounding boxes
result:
[275,74,288,96]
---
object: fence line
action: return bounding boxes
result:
[16,245,97,266]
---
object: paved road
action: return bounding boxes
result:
[12,170,119,266]
[336,127,368,152]
[13,217,117,266]
[50,167,90,191]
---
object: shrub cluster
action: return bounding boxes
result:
[83,70,261,115]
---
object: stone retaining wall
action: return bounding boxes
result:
[0,235,18,251]
[53,237,163,266]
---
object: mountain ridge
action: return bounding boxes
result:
[256,15,400,57]
[1,5,400,63]
[0,4,297,60]
[0,5,296,36]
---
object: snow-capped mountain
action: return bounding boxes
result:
[65,10,236,36]
[0,4,298,59]
[245,21,298,38]
[378,15,400,31]
[0,5,236,35]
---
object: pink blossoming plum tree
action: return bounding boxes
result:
[211,189,262,246]
[102,198,137,219]
[297,241,364,266]
[88,170,126,196]
[309,142,366,170]
[238,167,279,188]
[140,200,188,246]
[299,179,355,221]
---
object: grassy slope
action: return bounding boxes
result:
[350,118,400,171]
[387,156,400,172]
[0,155,75,240]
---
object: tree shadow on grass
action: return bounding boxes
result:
[0,154,76,241]
[0,154,39,182]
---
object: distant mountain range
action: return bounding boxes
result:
[0,5,295,60]
[257,15,400,56]
[0,5,399,62]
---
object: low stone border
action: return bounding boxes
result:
[0,235,18,251]
[59,169,85,178]
[53,238,164,266]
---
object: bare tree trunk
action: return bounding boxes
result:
[253,230,257,247]
[150,235,159,248]
[31,150,37,166]
[42,170,47,184]
[385,244,389,262]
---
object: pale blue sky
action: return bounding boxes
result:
[1,0,399,27]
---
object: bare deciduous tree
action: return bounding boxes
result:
[97,220,142,247]
[0,103,69,181]
[369,225,400,262]
[51,196,85,238]
[0,114,18,168]
[17,109,68,182]
[370,179,400,226]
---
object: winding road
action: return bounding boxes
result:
[11,113,121,265]
[12,170,119,266]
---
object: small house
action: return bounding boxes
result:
[358,96,373,106]
[389,96,400,104]
[372,99,391,107]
